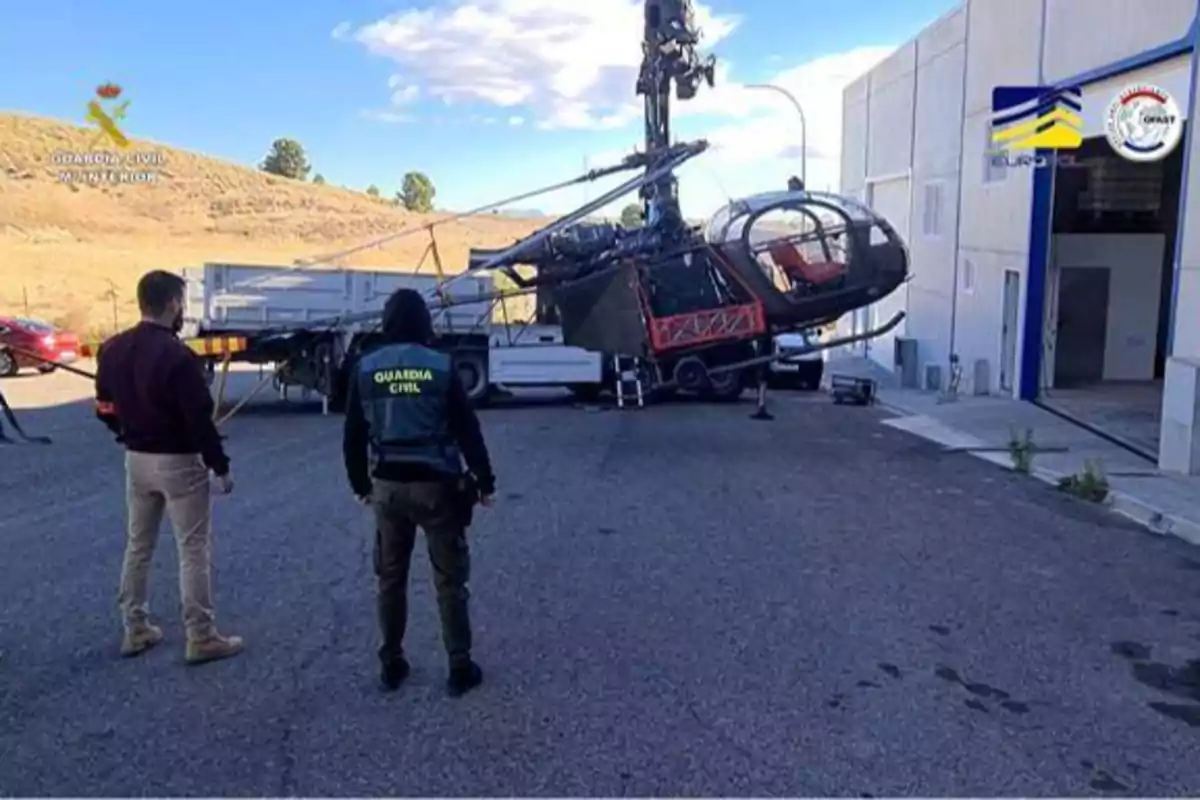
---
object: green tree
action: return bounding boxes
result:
[259,138,311,180]
[619,202,644,228]
[400,171,435,212]
[366,184,380,197]
[312,173,325,184]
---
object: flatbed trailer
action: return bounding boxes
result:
[181,263,606,410]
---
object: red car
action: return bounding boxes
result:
[0,316,82,377]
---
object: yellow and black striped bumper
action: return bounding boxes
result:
[184,335,249,357]
[80,335,250,358]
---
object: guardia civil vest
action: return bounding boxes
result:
[355,343,462,476]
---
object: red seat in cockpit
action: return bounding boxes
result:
[768,243,844,285]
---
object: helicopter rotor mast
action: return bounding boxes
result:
[636,0,716,230]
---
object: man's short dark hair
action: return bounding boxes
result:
[136,270,186,316]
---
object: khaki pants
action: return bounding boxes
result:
[118,451,216,640]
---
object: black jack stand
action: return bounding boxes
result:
[750,365,773,420]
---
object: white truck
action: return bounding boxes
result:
[180,262,606,408]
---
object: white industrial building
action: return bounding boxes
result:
[839,0,1200,475]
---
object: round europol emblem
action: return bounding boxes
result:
[1104,83,1184,162]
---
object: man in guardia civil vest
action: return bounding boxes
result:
[342,288,496,696]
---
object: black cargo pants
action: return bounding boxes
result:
[371,479,472,667]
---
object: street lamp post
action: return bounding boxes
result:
[746,83,807,187]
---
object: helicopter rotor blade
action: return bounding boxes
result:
[270,140,709,334]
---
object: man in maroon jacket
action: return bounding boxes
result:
[94,270,243,665]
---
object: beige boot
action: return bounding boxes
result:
[185,633,244,665]
[120,624,164,657]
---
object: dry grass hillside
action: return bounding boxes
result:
[0,112,550,337]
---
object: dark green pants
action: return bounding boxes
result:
[371,479,472,667]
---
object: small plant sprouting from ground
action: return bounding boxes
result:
[1008,427,1036,474]
[1057,459,1109,503]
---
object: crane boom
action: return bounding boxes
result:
[636,0,716,231]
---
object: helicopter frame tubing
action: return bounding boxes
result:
[631,239,770,358]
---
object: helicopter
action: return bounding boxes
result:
[302,0,908,408]
[423,0,910,402]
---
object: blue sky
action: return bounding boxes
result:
[0,0,959,218]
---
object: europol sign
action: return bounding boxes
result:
[1104,83,1184,163]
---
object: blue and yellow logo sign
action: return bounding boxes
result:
[991,85,1083,150]
[86,82,130,149]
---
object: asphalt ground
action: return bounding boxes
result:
[2,366,1200,796]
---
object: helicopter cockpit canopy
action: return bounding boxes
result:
[700,189,909,330]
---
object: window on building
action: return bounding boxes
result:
[960,257,975,293]
[984,126,1006,184]
[922,181,943,236]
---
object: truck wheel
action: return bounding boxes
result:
[0,349,17,378]
[455,351,489,404]
[568,383,603,403]
[705,368,744,402]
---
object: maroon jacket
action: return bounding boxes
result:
[94,321,229,475]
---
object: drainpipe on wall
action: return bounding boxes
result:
[1034,0,1051,397]
[946,0,973,396]
[862,70,873,358]
[906,40,920,344]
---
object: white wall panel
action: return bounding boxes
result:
[958,110,1035,256]
[917,5,967,65]
[913,38,966,179]
[906,176,961,369]
[1174,267,1200,357]
[1043,0,1194,84]
[907,9,968,370]
[840,95,868,194]
[866,43,917,179]
[963,0,1043,116]
[948,250,1027,395]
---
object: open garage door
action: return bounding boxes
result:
[1038,55,1191,461]
[862,174,910,366]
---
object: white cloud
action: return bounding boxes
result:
[340,2,893,215]
[342,0,738,130]
[682,46,895,192]
[359,109,413,123]
[391,84,420,104]
[572,46,894,208]
[553,46,893,217]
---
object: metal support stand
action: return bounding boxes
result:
[750,366,773,420]
[211,352,232,421]
[215,363,289,427]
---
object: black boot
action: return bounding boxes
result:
[447,660,483,697]
[380,658,411,691]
